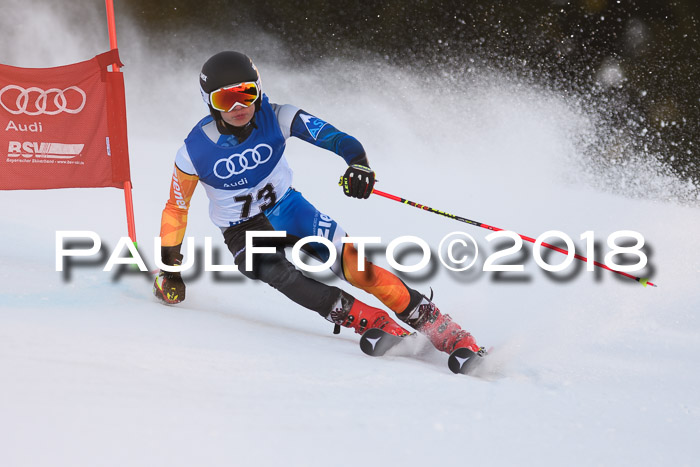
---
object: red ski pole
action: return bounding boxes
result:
[371,188,656,287]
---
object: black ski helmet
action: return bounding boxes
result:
[199,51,262,125]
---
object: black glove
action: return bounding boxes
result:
[153,245,186,304]
[341,164,375,199]
[154,270,186,304]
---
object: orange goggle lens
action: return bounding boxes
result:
[209,82,260,112]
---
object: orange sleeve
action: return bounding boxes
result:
[159,165,199,247]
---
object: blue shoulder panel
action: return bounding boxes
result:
[290,109,366,165]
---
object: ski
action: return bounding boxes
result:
[360,328,488,376]
[447,347,487,375]
[359,328,416,356]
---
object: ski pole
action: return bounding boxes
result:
[371,188,656,287]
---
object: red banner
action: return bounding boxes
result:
[0,50,131,190]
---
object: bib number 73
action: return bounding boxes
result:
[234,183,277,218]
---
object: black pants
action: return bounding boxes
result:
[223,213,342,318]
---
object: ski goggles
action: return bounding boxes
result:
[208,81,260,112]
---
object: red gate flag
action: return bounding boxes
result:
[0,49,131,190]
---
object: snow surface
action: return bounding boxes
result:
[2,2,700,466]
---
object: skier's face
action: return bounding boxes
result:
[221,104,255,127]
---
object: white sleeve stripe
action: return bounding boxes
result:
[174,162,196,176]
[272,103,300,140]
[202,120,220,142]
[174,144,197,176]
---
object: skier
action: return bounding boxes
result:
[154,51,481,355]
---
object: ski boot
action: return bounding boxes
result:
[397,294,480,354]
[328,292,410,337]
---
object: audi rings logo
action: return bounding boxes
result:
[213,144,274,179]
[0,85,87,116]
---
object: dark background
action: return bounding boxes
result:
[122,0,698,185]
